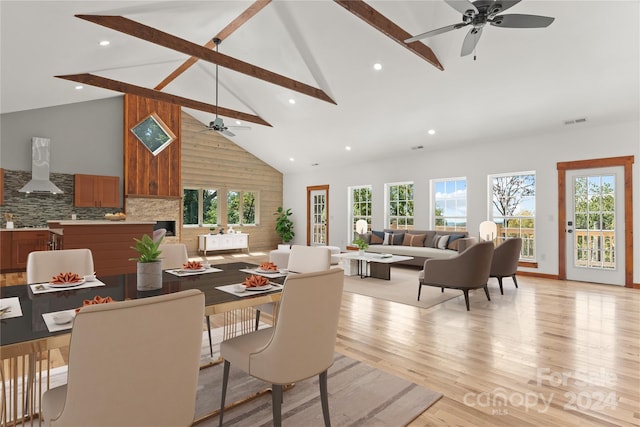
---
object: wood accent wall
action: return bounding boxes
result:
[181,111,283,254]
[123,94,181,198]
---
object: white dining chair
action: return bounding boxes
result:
[255,245,331,329]
[42,289,205,427]
[158,242,214,358]
[26,249,94,284]
[219,268,344,427]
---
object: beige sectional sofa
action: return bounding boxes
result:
[363,229,477,267]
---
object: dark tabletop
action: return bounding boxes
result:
[0,262,283,347]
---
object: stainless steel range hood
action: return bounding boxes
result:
[18,137,64,194]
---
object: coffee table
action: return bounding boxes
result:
[337,252,413,280]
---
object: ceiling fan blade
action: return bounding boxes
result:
[461,27,483,56]
[490,14,555,28]
[221,129,236,137]
[228,126,251,131]
[405,22,468,43]
[487,0,521,16]
[444,0,477,15]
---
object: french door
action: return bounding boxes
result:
[307,185,329,246]
[565,167,625,285]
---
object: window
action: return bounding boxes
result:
[386,182,414,229]
[227,190,258,226]
[348,185,372,240]
[183,188,218,226]
[490,172,535,259]
[432,178,467,231]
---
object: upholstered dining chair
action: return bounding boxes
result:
[255,245,332,329]
[42,289,205,427]
[418,241,495,311]
[490,237,522,294]
[219,268,344,427]
[158,242,214,358]
[26,248,94,284]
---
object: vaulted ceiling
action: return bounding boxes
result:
[1,1,638,173]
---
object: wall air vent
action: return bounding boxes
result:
[564,117,587,125]
[411,145,424,150]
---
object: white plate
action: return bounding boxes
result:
[47,278,85,288]
[180,267,205,272]
[52,312,75,325]
[255,268,279,274]
[245,284,273,291]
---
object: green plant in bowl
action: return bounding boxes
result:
[353,237,369,251]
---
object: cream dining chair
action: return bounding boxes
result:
[42,289,205,427]
[254,245,332,329]
[219,268,344,427]
[158,243,215,358]
[26,248,94,284]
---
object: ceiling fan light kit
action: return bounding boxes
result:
[405,0,554,58]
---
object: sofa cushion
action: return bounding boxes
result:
[367,244,458,260]
[370,230,384,245]
[436,235,450,249]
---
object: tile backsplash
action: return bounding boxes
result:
[0,170,118,228]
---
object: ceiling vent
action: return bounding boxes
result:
[564,117,587,125]
[411,145,424,150]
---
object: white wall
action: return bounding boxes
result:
[283,119,640,283]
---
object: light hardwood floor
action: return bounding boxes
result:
[4,256,638,426]
[335,274,640,427]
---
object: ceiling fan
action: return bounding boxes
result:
[203,38,250,137]
[405,0,555,57]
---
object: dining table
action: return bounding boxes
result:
[0,261,285,426]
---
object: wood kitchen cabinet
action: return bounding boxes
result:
[74,174,120,208]
[0,230,50,272]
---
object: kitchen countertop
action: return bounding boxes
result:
[47,220,156,225]
[1,227,51,232]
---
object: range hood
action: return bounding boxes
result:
[18,137,64,194]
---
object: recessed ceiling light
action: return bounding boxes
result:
[345,146,351,151]
[99,40,110,46]
[288,98,296,105]
[235,120,242,125]
[428,129,436,135]
[75,85,83,90]
[289,157,295,162]
[373,63,382,71]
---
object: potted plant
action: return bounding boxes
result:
[130,234,163,290]
[274,206,295,245]
[353,237,369,255]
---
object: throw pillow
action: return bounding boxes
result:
[370,231,384,245]
[446,233,466,250]
[392,232,405,245]
[402,233,413,246]
[437,235,450,250]
[431,234,443,248]
[409,234,426,247]
[383,232,392,245]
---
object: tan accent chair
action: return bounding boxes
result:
[42,289,205,427]
[219,268,344,427]
[159,243,214,358]
[255,245,332,329]
[490,237,522,294]
[418,241,495,311]
[26,248,94,283]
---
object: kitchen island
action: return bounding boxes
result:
[47,220,155,276]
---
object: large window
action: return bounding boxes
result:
[227,190,258,226]
[490,172,536,259]
[348,185,372,240]
[386,182,414,229]
[183,188,218,226]
[432,177,467,231]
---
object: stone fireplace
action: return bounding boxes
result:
[125,197,181,243]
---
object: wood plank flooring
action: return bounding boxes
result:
[335,275,640,427]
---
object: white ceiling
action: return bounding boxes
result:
[1,1,639,174]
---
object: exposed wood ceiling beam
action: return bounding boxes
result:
[76,14,336,105]
[56,73,272,127]
[155,0,272,91]
[333,0,444,71]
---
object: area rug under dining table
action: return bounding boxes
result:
[194,350,442,426]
